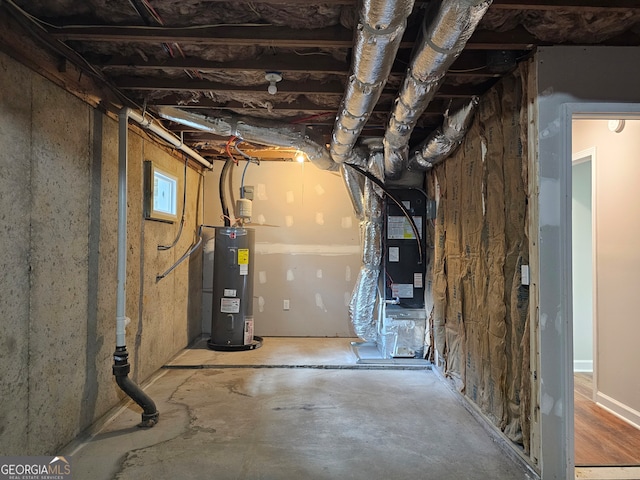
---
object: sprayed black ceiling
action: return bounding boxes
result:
[2,0,640,161]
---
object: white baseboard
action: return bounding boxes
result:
[573,360,593,372]
[595,391,640,430]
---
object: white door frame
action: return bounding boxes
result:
[571,146,596,389]
[539,102,640,479]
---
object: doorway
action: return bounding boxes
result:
[571,118,640,467]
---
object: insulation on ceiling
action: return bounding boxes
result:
[480,8,640,43]
[16,0,355,28]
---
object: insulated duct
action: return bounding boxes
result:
[330,0,414,164]
[408,96,479,170]
[156,107,338,171]
[383,0,492,179]
[344,140,385,341]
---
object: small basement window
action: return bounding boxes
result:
[144,160,178,223]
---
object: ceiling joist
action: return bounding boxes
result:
[49,24,540,51]
[117,77,487,97]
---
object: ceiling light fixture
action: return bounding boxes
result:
[607,119,625,133]
[265,72,282,95]
[295,151,306,163]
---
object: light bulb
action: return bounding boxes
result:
[295,152,306,163]
[265,72,282,96]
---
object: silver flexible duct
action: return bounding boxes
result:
[408,96,479,170]
[156,106,339,171]
[344,140,385,341]
[330,0,415,164]
[383,0,492,179]
[342,163,366,221]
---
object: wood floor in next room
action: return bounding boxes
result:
[574,373,640,466]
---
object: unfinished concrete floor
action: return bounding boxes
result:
[66,338,534,480]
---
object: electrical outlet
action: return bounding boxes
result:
[283,299,290,310]
[521,265,530,286]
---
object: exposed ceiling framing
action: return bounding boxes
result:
[2,0,640,162]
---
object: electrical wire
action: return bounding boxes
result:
[42,21,274,30]
[293,49,331,57]
[234,141,259,164]
[448,65,488,73]
[291,112,333,124]
[240,162,250,197]
[156,236,202,281]
[225,136,238,165]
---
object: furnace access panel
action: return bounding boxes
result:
[384,189,427,309]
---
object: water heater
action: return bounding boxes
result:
[208,227,260,350]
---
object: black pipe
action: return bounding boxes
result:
[113,347,159,427]
[219,159,232,226]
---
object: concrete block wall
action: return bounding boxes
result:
[0,51,202,455]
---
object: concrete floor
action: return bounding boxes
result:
[66,338,535,480]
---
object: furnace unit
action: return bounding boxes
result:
[380,189,428,359]
[208,226,261,351]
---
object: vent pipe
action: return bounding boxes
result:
[383,0,491,179]
[156,107,338,171]
[114,108,159,428]
[330,0,415,164]
[408,97,479,170]
[113,107,207,427]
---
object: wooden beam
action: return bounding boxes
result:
[97,52,350,74]
[116,77,485,97]
[50,25,357,48]
[148,97,448,116]
[96,52,502,79]
[465,26,541,50]
[116,77,350,94]
[49,24,537,51]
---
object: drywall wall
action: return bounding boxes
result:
[202,161,360,337]
[573,119,640,426]
[570,155,593,372]
[428,64,530,452]
[0,50,202,455]
[535,46,640,479]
